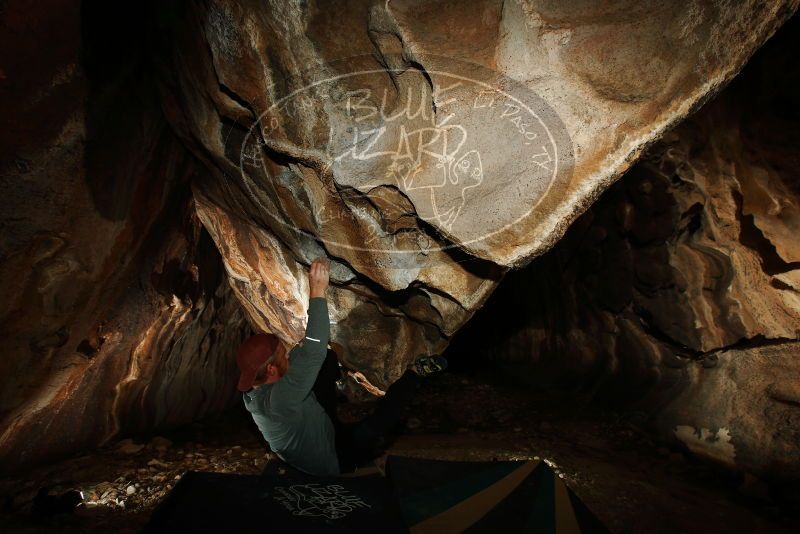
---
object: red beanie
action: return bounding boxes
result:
[236,333,280,391]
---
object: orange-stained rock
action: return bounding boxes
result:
[0,0,250,473]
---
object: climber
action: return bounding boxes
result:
[236,256,448,476]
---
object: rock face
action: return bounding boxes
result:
[448,18,800,479]
[0,0,798,477]
[663,344,800,480]
[149,0,796,387]
[0,0,250,472]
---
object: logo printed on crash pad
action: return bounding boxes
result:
[272,483,372,519]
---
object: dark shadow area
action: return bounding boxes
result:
[81,0,168,221]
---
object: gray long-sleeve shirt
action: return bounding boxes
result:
[242,297,338,475]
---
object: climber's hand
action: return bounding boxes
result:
[309,257,330,298]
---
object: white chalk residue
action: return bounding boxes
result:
[674,425,736,466]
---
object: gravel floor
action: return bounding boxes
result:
[1,370,797,533]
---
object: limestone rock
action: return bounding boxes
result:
[148,437,173,453]
[662,344,800,479]
[0,1,250,473]
[149,0,796,384]
[446,20,800,480]
[116,440,145,455]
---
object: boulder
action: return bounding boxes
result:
[150,0,797,385]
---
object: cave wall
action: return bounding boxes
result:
[0,0,250,473]
[0,0,798,477]
[448,17,800,479]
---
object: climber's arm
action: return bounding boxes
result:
[271,259,331,409]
